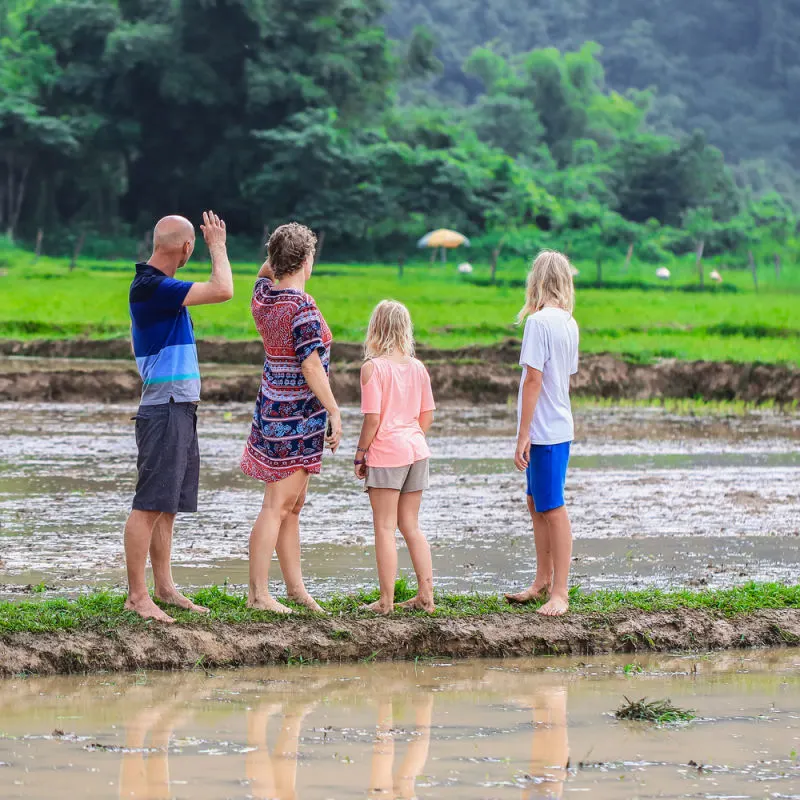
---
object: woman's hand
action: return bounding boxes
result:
[257,259,275,280]
[514,434,531,472]
[354,459,367,480]
[326,409,342,454]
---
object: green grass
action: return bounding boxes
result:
[615,696,696,724]
[571,396,800,414]
[0,249,799,364]
[1,582,799,635]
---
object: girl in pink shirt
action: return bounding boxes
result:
[354,301,436,615]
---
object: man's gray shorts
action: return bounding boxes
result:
[132,401,199,514]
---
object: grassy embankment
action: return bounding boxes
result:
[2,582,799,635]
[1,248,799,365]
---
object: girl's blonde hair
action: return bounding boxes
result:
[364,300,415,359]
[517,249,575,323]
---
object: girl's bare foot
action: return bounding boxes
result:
[537,595,569,617]
[154,590,210,614]
[360,600,393,616]
[504,582,551,604]
[287,592,327,614]
[124,596,175,624]
[248,596,293,614]
[396,596,435,613]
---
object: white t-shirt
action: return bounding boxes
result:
[517,307,579,445]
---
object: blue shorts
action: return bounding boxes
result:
[525,442,571,512]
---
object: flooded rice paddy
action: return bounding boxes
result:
[1,651,800,799]
[0,403,798,599]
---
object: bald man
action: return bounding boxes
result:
[125,211,233,622]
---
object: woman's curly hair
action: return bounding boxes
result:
[266,223,317,279]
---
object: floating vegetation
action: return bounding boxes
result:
[615,696,695,724]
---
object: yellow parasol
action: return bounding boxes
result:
[417,229,471,249]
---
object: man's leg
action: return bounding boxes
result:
[124,509,175,623]
[150,513,208,613]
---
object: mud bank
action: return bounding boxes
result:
[2,608,799,676]
[1,338,799,403]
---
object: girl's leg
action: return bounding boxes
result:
[505,495,553,603]
[248,469,310,613]
[396,490,435,612]
[537,506,572,616]
[275,474,324,612]
[367,488,401,614]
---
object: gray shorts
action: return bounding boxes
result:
[132,401,199,514]
[365,459,429,493]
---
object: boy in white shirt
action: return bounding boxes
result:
[506,250,579,616]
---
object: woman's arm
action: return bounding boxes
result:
[514,368,543,471]
[301,351,342,453]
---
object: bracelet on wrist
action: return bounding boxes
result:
[356,447,368,453]
[354,459,365,466]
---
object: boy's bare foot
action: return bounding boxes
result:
[124,596,175,624]
[396,596,435,613]
[248,596,293,614]
[504,583,550,604]
[360,600,393,616]
[537,595,569,617]
[154,590,209,614]
[288,592,327,614]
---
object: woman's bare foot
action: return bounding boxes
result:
[504,582,551,605]
[536,595,569,617]
[360,600,393,616]
[287,592,327,614]
[124,595,175,624]
[396,596,435,613]
[248,595,293,614]
[154,590,209,614]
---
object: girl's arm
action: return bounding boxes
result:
[354,414,380,479]
[514,368,543,471]
[301,352,342,453]
[419,410,434,433]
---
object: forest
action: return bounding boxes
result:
[1,0,799,264]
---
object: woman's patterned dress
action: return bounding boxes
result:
[240,278,332,483]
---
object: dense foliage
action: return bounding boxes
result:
[1,0,798,265]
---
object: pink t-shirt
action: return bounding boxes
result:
[361,357,436,468]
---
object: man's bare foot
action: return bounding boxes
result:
[396,596,435,613]
[124,596,175,624]
[248,596,293,614]
[504,583,551,604]
[154,590,209,614]
[287,592,327,614]
[359,600,393,616]
[537,595,569,617]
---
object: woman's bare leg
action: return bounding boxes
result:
[537,506,572,616]
[275,474,323,612]
[367,488,401,614]
[249,469,309,613]
[396,491,435,612]
[506,495,554,604]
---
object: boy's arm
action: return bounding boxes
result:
[183,211,234,306]
[515,368,543,471]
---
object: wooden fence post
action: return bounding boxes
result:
[595,254,603,286]
[748,250,758,292]
[398,255,404,279]
[34,228,44,263]
[774,253,781,281]
[69,230,86,271]
[695,239,705,288]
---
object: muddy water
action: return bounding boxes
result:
[1,651,800,799]
[0,403,798,599]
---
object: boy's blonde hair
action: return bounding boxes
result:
[517,250,575,323]
[364,300,415,359]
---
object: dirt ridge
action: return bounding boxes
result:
[1,609,799,676]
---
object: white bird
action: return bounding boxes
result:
[656,267,671,280]
[709,269,722,283]
[458,262,473,274]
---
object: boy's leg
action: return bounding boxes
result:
[124,509,175,623]
[537,506,572,616]
[506,495,553,603]
[151,513,209,613]
[367,488,401,614]
[396,490,435,612]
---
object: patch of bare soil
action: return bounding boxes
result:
[1,338,798,403]
[1,609,799,676]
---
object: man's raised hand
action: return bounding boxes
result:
[200,210,226,249]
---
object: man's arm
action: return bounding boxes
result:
[184,211,234,306]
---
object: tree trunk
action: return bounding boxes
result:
[398,255,405,280]
[34,228,44,262]
[70,231,86,271]
[440,246,446,264]
[595,254,603,286]
[314,230,325,265]
[490,237,505,284]
[695,239,705,288]
[774,252,781,280]
[624,241,634,272]
[6,159,30,242]
[429,248,436,264]
[748,250,758,292]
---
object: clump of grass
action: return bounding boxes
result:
[615,696,695,724]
